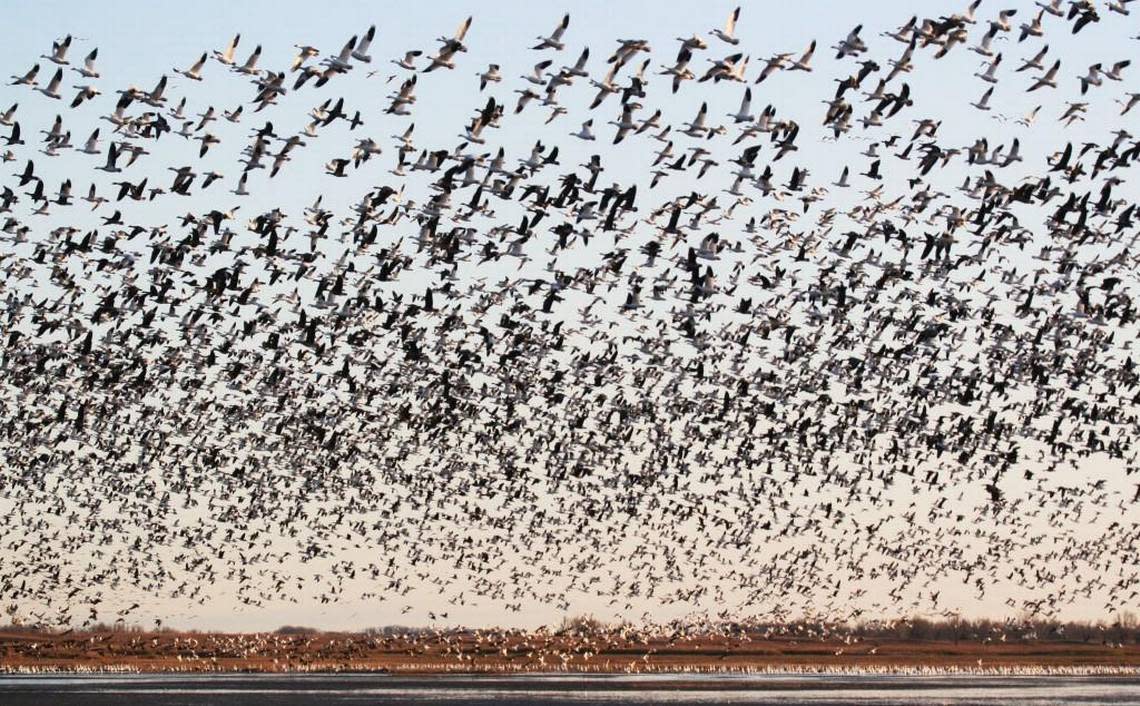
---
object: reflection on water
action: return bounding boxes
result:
[1,673,1139,705]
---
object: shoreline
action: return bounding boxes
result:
[4,629,1138,676]
[3,664,1140,676]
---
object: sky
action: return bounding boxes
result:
[1,1,1138,631]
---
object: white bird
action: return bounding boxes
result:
[534,14,570,51]
[711,7,741,45]
[1102,60,1130,81]
[1027,59,1060,91]
[975,54,1002,84]
[789,40,816,71]
[37,68,63,99]
[176,53,208,81]
[571,119,596,141]
[523,60,553,85]
[72,48,100,79]
[727,87,753,123]
[214,34,241,66]
[78,128,100,154]
[43,35,72,65]
[478,64,501,90]
[393,51,423,71]
[1077,63,1102,94]
[971,85,994,110]
[352,26,376,63]
[681,102,708,137]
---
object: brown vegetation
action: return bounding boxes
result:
[1,617,1138,673]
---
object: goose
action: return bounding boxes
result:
[533,14,570,51]
[325,35,357,73]
[523,59,553,85]
[681,102,708,137]
[213,34,240,65]
[883,16,917,43]
[711,7,741,45]
[140,75,168,106]
[834,25,867,59]
[291,45,319,72]
[11,64,39,86]
[392,50,422,71]
[1027,59,1060,91]
[514,88,539,114]
[1003,137,1023,164]
[571,119,596,141]
[231,172,249,196]
[676,34,707,50]
[660,47,695,93]
[699,52,743,82]
[43,35,72,65]
[82,183,105,209]
[697,232,721,259]
[169,96,187,119]
[789,40,816,71]
[1108,0,1134,14]
[1102,60,1130,81]
[234,45,263,75]
[1036,0,1064,16]
[562,47,589,78]
[1017,45,1049,72]
[755,54,791,83]
[77,128,100,154]
[386,77,417,114]
[424,43,462,72]
[0,104,15,126]
[727,87,753,123]
[425,17,473,71]
[958,0,983,23]
[725,55,749,82]
[1119,93,1140,115]
[72,48,99,78]
[833,166,850,187]
[37,68,63,99]
[587,63,620,107]
[351,26,376,63]
[970,85,994,110]
[608,104,637,143]
[971,26,1003,56]
[990,8,1018,33]
[96,142,121,172]
[1017,105,1041,125]
[102,94,132,127]
[1077,63,1102,94]
[1018,10,1045,41]
[478,64,501,90]
[440,15,473,52]
[975,54,1002,84]
[197,132,220,157]
[176,53,208,81]
[70,85,100,109]
[886,38,916,80]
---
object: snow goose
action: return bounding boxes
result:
[213,34,240,65]
[72,48,99,78]
[533,14,570,51]
[711,7,741,45]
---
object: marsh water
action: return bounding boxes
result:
[1,673,1139,704]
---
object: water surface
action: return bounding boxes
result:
[1,673,1139,705]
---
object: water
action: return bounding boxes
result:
[1,674,1139,705]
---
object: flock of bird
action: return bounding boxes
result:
[1,1,1139,632]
